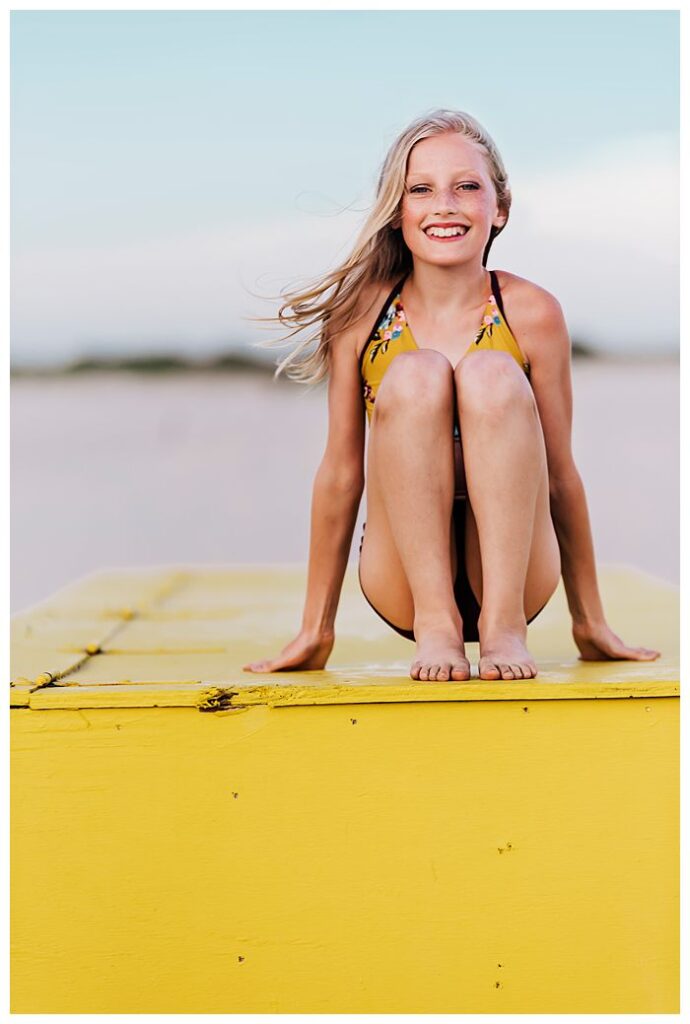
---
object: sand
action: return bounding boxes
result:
[11,359,678,614]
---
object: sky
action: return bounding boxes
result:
[10,9,679,366]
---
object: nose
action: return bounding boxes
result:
[434,187,460,214]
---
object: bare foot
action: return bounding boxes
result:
[478,625,537,680]
[410,618,471,682]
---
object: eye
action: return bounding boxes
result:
[409,183,480,194]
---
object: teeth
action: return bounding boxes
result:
[426,226,468,237]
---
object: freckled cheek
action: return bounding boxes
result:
[399,202,417,227]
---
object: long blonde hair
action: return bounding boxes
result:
[248,108,512,386]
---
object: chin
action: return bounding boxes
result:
[416,250,477,267]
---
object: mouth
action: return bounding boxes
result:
[423,225,470,242]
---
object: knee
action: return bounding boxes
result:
[375,350,454,417]
[455,351,533,414]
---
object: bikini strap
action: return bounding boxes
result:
[489,269,515,334]
[358,273,409,371]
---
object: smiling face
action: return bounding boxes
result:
[396,132,507,267]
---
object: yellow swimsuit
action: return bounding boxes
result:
[359,268,530,436]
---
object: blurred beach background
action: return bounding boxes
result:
[11,10,679,614]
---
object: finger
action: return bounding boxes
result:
[261,658,292,672]
[604,644,660,662]
[244,658,281,672]
[626,647,662,661]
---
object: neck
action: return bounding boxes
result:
[404,261,490,314]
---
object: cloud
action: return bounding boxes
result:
[498,131,678,350]
[11,211,366,365]
[11,132,678,366]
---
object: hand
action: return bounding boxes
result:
[242,627,335,673]
[572,620,660,662]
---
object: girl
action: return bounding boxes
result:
[243,109,660,681]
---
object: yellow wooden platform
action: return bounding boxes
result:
[10,565,679,1012]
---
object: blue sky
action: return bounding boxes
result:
[11,10,679,365]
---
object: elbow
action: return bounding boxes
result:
[317,460,365,497]
[337,473,366,498]
[548,463,582,502]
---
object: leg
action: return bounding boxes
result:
[454,351,561,680]
[358,350,471,681]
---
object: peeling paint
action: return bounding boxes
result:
[197,688,239,713]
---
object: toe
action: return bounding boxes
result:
[510,664,524,679]
[410,661,421,680]
[480,660,501,680]
[500,664,515,679]
[436,664,450,681]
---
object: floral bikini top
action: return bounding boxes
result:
[359,269,530,433]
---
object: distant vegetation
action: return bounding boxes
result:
[10,349,279,377]
[11,338,604,377]
[570,337,598,358]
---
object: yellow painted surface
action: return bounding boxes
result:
[9,564,679,704]
[10,565,679,1012]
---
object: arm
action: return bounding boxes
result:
[299,456,364,639]
[243,292,370,672]
[523,291,660,661]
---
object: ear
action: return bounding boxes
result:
[493,208,508,229]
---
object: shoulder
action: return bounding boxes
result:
[494,269,569,365]
[495,268,565,325]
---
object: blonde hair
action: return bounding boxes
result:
[248,108,512,387]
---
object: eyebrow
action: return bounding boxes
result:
[407,168,482,178]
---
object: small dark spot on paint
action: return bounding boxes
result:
[497,842,513,854]
[350,718,358,725]
[232,792,239,799]
[497,963,503,968]
[522,706,529,712]
[495,981,501,988]
[238,955,244,963]
[115,724,121,731]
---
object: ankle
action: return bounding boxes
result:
[477,608,527,639]
[413,608,464,637]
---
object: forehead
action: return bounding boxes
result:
[406,134,486,177]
